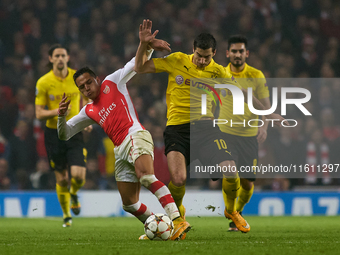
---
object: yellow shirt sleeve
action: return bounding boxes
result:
[152,53,179,73]
[35,78,47,106]
[255,71,269,100]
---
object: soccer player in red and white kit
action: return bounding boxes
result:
[57,35,191,240]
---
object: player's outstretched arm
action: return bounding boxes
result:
[134,19,158,74]
[35,105,59,120]
[57,93,95,140]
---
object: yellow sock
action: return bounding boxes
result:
[236,184,254,212]
[56,183,71,218]
[168,181,186,217]
[222,175,240,214]
[69,178,85,195]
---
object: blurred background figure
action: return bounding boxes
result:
[30,157,54,190]
[0,158,11,190]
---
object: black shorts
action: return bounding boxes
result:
[191,120,234,166]
[164,123,190,165]
[164,121,234,176]
[44,127,86,172]
[222,133,258,181]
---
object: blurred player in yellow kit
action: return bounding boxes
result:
[218,35,271,231]
[35,44,90,227]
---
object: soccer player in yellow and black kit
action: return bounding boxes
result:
[35,44,89,227]
[219,35,271,231]
[134,20,285,234]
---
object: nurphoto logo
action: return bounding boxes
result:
[201,84,312,128]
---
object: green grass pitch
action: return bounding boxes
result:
[0,216,339,255]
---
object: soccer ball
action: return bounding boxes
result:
[144,213,174,241]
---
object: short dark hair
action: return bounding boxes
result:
[228,35,248,50]
[73,66,97,85]
[193,33,217,51]
[47,44,69,69]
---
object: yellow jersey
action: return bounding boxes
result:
[153,52,234,125]
[218,63,269,137]
[35,68,82,129]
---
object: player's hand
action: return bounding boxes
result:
[267,113,289,127]
[149,38,171,52]
[58,93,71,116]
[139,19,159,43]
[257,126,267,143]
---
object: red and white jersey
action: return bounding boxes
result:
[58,52,153,146]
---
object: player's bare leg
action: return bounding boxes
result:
[167,151,187,219]
[136,154,191,240]
[55,170,72,227]
[118,180,153,236]
[167,151,189,239]
[70,166,86,215]
[117,181,141,207]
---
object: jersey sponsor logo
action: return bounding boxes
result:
[35,88,38,96]
[175,75,184,85]
[190,80,222,106]
[98,102,116,126]
[103,85,110,94]
[53,93,78,102]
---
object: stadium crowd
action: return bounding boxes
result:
[1,0,340,190]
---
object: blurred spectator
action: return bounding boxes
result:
[270,127,306,167]
[0,85,18,139]
[30,157,53,189]
[320,108,340,142]
[106,20,125,58]
[83,158,101,190]
[271,175,290,191]
[2,54,26,94]
[51,21,68,45]
[0,128,8,158]
[305,128,331,185]
[7,120,37,181]
[25,17,43,65]
[0,158,11,190]
[67,17,81,43]
[124,32,138,61]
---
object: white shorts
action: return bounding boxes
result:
[114,130,154,183]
